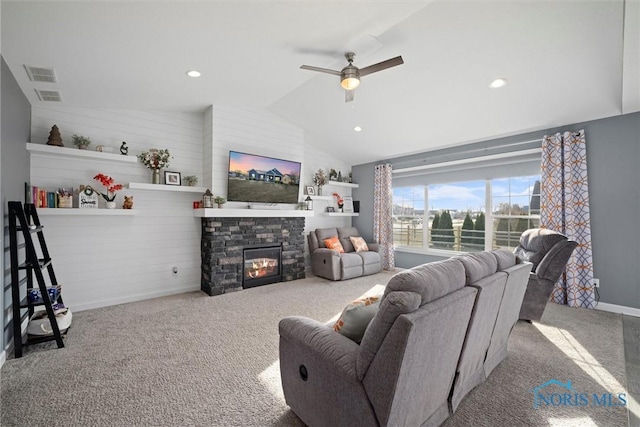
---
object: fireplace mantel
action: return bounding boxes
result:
[194,208,313,218]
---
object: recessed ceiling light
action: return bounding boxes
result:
[489,78,507,88]
[354,126,362,132]
[186,70,201,78]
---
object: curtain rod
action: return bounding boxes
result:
[392,148,542,174]
[391,138,543,168]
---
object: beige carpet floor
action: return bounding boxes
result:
[1,271,628,426]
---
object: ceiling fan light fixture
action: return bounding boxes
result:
[341,66,360,90]
[341,77,360,90]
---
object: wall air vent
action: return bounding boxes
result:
[24,65,57,83]
[35,89,63,102]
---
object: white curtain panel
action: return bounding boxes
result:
[373,163,395,270]
[540,130,595,308]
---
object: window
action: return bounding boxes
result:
[392,187,425,247]
[491,176,540,250]
[393,175,540,253]
[427,180,486,252]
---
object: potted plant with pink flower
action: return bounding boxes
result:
[333,192,344,212]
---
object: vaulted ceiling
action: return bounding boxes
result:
[2,0,638,165]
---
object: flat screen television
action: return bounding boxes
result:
[227,151,301,204]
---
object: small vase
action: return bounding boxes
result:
[317,186,322,196]
[152,169,160,184]
[105,201,116,209]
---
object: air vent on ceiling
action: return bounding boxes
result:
[35,89,63,102]
[24,65,57,83]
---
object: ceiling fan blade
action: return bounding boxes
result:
[359,56,404,76]
[300,65,341,76]
[345,89,354,103]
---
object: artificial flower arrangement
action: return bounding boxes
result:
[312,169,327,187]
[333,192,344,210]
[137,148,171,170]
[92,173,124,202]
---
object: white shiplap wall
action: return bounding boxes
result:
[208,105,353,222]
[302,131,355,265]
[203,106,214,190]
[28,105,356,311]
[210,105,305,205]
[30,106,204,311]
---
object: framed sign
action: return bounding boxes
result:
[326,207,335,213]
[342,196,354,213]
[164,171,181,186]
[305,186,315,196]
[79,186,98,209]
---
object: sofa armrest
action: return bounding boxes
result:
[536,240,578,283]
[313,248,341,257]
[310,248,342,280]
[367,242,380,252]
[279,316,360,380]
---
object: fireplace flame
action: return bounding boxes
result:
[246,258,277,279]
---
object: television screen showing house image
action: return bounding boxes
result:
[227,151,301,204]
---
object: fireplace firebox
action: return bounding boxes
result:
[243,244,283,289]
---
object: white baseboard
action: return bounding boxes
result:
[71,285,200,312]
[0,350,6,369]
[595,302,640,317]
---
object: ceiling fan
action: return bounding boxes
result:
[300,52,404,102]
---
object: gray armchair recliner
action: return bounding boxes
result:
[308,227,381,281]
[514,228,578,322]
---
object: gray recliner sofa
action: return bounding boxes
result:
[308,227,381,281]
[450,251,531,412]
[279,250,532,426]
[514,228,578,322]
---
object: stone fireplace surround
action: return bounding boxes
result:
[201,216,306,296]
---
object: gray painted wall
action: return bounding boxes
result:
[353,112,640,310]
[1,57,32,353]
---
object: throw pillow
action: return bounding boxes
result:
[350,236,369,252]
[324,236,344,253]
[333,287,385,343]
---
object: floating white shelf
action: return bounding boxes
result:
[325,181,359,188]
[194,209,314,218]
[26,142,137,163]
[326,212,359,217]
[37,208,137,216]
[310,196,333,201]
[127,182,207,193]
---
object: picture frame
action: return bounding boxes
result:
[326,206,335,213]
[305,186,315,196]
[164,171,181,186]
[342,196,354,213]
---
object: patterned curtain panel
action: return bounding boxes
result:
[373,163,395,270]
[540,130,595,308]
